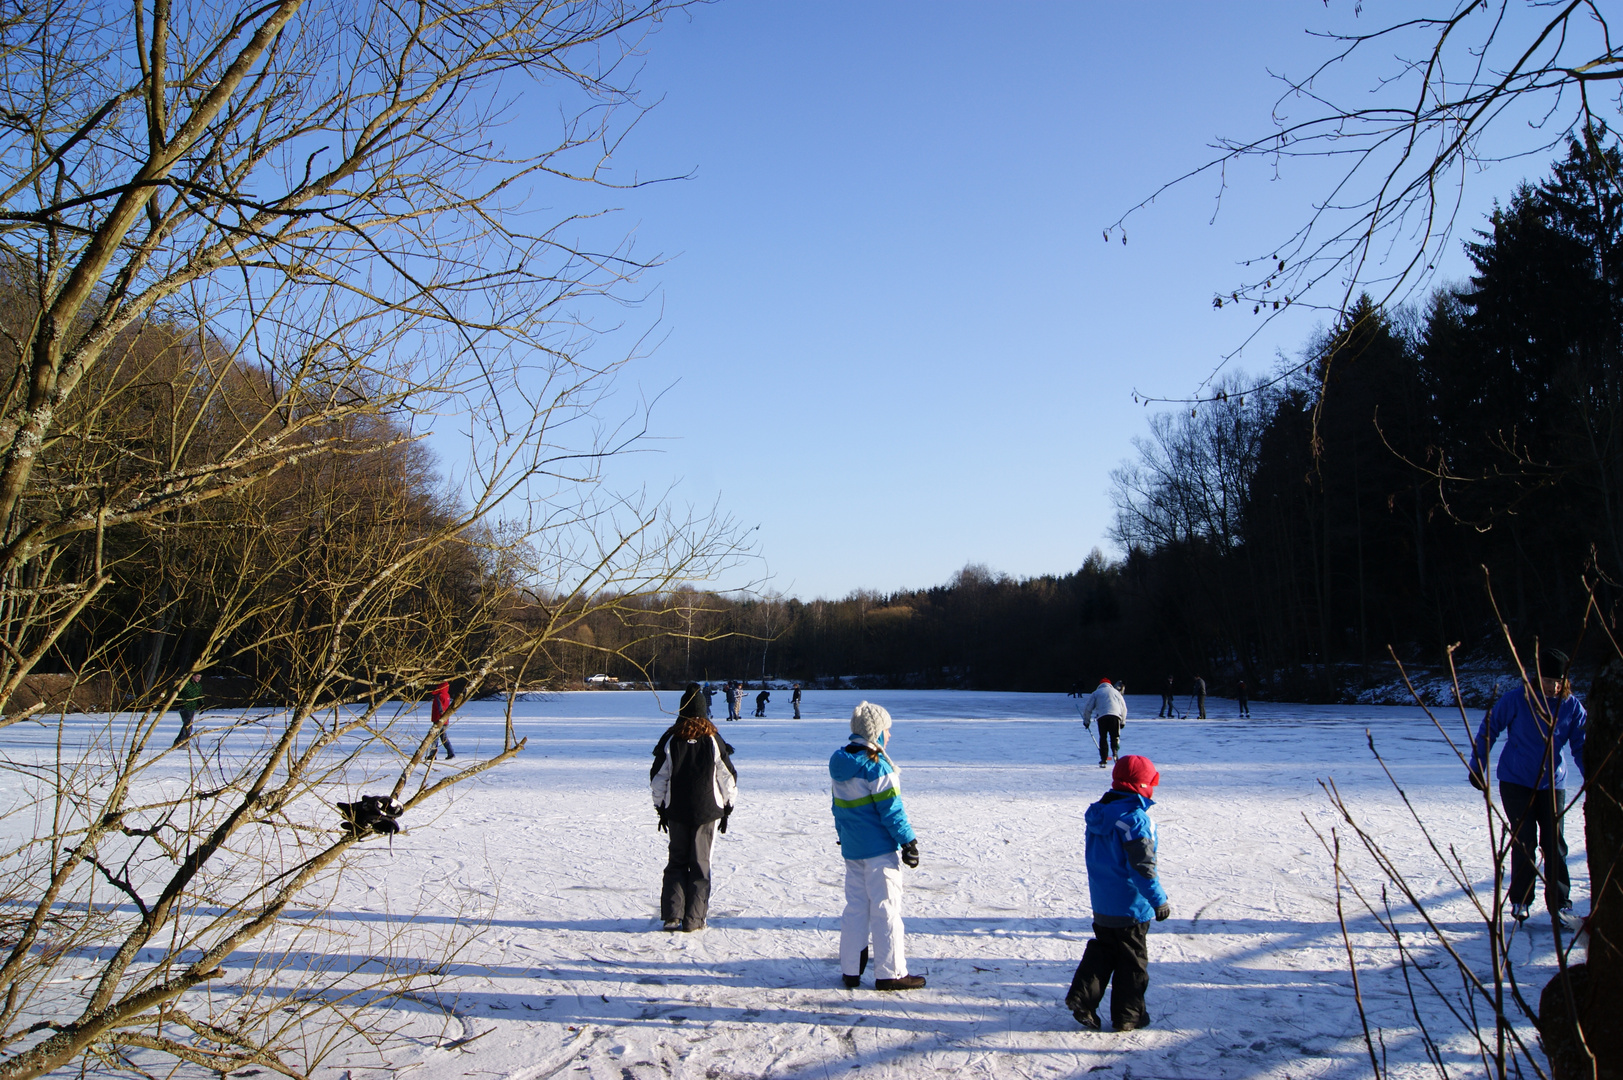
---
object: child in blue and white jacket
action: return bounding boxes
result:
[830,701,925,991]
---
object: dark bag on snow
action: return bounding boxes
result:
[337,794,405,838]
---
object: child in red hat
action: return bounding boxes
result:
[1065,754,1170,1031]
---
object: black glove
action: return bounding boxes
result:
[901,840,920,868]
[1083,718,1091,731]
[656,805,669,833]
[1155,903,1171,922]
[719,806,731,834]
[1468,771,1487,792]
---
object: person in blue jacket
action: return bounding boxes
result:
[829,701,925,991]
[1066,755,1170,1032]
[1468,649,1587,928]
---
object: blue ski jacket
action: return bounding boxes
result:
[829,743,917,861]
[1085,791,1168,926]
[1469,685,1587,791]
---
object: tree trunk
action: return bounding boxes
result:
[1538,657,1623,1079]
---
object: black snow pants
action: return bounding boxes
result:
[1500,781,1569,912]
[1097,716,1122,764]
[662,819,718,930]
[1067,921,1151,1029]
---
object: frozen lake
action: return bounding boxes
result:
[2,689,1588,1079]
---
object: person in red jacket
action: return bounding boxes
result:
[430,681,455,760]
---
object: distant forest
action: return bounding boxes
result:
[560,134,1623,700]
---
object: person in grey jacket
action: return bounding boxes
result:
[1080,677,1128,767]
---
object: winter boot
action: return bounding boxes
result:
[842,947,869,989]
[1510,902,1531,923]
[661,920,680,932]
[875,975,925,991]
[1064,987,1101,1030]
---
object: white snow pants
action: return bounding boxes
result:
[841,850,907,980]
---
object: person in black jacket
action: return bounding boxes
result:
[755,689,770,717]
[651,684,738,931]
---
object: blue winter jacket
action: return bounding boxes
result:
[1469,685,1587,790]
[1085,791,1168,926]
[829,743,917,861]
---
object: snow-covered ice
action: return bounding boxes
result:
[4,690,1590,1079]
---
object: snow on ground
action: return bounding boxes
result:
[3,691,1589,1080]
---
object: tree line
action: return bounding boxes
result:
[561,134,1623,699]
[18,135,1622,703]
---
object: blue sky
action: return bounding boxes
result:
[507,2,1544,600]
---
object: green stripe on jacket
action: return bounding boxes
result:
[832,788,900,809]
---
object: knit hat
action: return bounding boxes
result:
[1111,755,1160,798]
[1537,648,1569,681]
[850,700,892,743]
[679,682,706,719]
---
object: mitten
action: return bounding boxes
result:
[1083,718,1091,730]
[901,840,920,868]
[719,806,732,834]
[1468,771,1487,792]
[1154,903,1171,922]
[656,805,669,833]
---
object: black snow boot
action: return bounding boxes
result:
[842,947,868,989]
[875,975,925,991]
[1065,988,1102,1030]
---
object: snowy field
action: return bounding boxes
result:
[2,690,1589,1080]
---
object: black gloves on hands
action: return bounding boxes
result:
[1468,771,1487,792]
[656,805,669,833]
[1155,903,1171,922]
[1083,719,1091,731]
[719,806,732,834]
[901,840,920,869]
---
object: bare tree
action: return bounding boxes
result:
[0,2,754,1078]
[0,0,702,711]
[1111,1,1623,399]
[1110,375,1273,553]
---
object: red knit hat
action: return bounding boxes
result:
[1112,755,1160,798]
